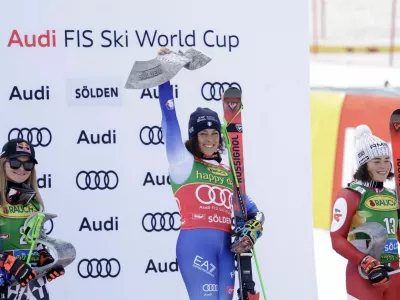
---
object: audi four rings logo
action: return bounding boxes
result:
[201,82,241,101]
[203,284,219,292]
[76,171,119,190]
[142,212,181,232]
[195,184,232,210]
[77,258,121,278]
[140,126,164,145]
[8,127,52,147]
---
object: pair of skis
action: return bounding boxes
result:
[221,87,266,300]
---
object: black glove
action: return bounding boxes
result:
[38,249,54,267]
[0,253,36,287]
[368,265,391,286]
[38,249,65,282]
[45,266,65,282]
[360,255,391,287]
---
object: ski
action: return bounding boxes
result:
[388,109,400,278]
[222,88,247,225]
[390,109,400,200]
[221,87,260,300]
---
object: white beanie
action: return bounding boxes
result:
[355,125,391,168]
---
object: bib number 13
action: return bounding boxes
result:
[383,217,396,234]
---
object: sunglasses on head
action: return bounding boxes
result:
[8,158,35,171]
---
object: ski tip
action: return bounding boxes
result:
[224,87,242,98]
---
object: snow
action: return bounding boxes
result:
[313,228,348,300]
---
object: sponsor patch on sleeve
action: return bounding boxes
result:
[330,197,347,232]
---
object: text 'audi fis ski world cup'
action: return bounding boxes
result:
[7,29,240,52]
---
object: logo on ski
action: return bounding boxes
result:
[225,100,241,113]
[393,122,400,132]
[235,124,243,132]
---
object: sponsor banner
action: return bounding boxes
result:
[77,258,121,278]
[6,29,240,52]
[66,78,123,107]
[0,0,313,299]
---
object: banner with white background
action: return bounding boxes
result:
[0,1,315,299]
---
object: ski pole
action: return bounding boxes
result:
[252,247,267,300]
[23,213,45,264]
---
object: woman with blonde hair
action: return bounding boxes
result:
[0,138,64,300]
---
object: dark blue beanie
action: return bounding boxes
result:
[188,107,221,139]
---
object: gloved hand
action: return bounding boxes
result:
[360,255,390,286]
[38,249,54,267]
[45,266,65,282]
[0,253,36,287]
[230,218,263,253]
[38,249,65,282]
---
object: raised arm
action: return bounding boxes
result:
[158,80,193,184]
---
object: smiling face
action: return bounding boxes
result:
[5,156,32,183]
[367,155,391,182]
[197,129,220,156]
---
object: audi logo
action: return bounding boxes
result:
[142,212,180,232]
[203,284,218,292]
[201,82,241,101]
[195,184,232,210]
[77,258,121,278]
[140,126,164,145]
[76,171,119,190]
[8,127,52,147]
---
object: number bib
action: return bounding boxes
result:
[346,184,399,264]
[0,200,41,264]
[170,158,235,233]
